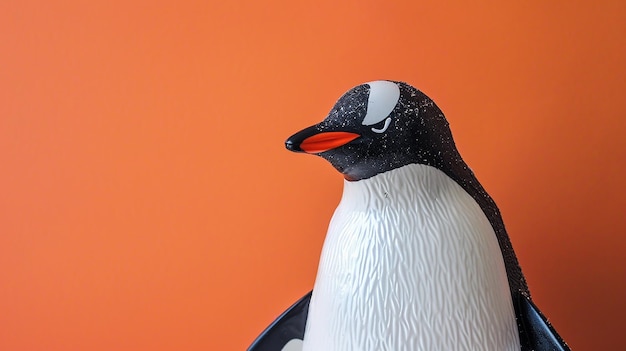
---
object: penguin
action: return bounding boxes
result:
[248,81,569,351]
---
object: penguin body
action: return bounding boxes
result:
[248,81,569,351]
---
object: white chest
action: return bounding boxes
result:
[302,164,520,351]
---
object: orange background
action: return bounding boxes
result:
[1,1,625,350]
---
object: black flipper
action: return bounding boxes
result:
[515,293,570,351]
[248,291,312,351]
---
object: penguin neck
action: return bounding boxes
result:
[340,163,446,210]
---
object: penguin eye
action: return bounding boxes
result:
[370,117,391,134]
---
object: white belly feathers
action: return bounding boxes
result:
[301,163,520,351]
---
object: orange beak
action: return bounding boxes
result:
[286,125,361,154]
[299,132,360,153]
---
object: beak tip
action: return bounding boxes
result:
[285,139,303,153]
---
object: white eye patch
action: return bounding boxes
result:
[361,81,400,132]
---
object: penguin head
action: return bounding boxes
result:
[286,80,459,181]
